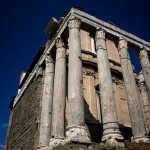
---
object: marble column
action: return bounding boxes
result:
[50,37,66,145]
[66,16,91,143]
[118,37,150,143]
[139,47,150,99]
[38,54,54,147]
[95,28,124,147]
[139,72,150,132]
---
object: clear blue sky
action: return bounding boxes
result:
[0,0,150,149]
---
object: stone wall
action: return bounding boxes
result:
[5,76,43,150]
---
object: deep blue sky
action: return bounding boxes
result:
[0,0,150,149]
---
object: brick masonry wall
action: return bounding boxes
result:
[5,75,43,150]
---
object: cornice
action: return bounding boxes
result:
[13,7,150,107]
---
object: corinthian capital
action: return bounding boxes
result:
[68,16,81,29]
[118,37,128,50]
[139,46,148,59]
[45,54,54,64]
[95,28,106,41]
[55,37,64,48]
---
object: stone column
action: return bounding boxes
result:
[138,72,150,132]
[139,47,150,99]
[95,28,124,147]
[38,54,54,148]
[50,37,66,145]
[118,37,150,143]
[66,16,91,143]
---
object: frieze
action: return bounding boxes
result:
[83,69,96,77]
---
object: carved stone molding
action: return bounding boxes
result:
[83,69,96,77]
[55,37,64,48]
[68,16,81,29]
[45,54,54,64]
[95,28,106,41]
[118,37,128,50]
[139,47,148,59]
[36,66,43,77]
[45,40,51,50]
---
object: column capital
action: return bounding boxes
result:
[95,28,106,41]
[139,46,148,59]
[68,16,81,29]
[45,54,54,64]
[36,66,43,77]
[118,37,128,50]
[55,37,64,49]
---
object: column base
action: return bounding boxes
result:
[102,132,124,147]
[66,125,91,143]
[132,136,150,143]
[49,137,66,149]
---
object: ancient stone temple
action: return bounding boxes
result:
[5,8,150,150]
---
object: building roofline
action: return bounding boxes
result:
[13,7,150,107]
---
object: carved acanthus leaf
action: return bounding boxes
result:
[36,66,43,77]
[139,48,148,59]
[118,37,128,49]
[95,28,106,41]
[55,37,64,48]
[68,16,81,29]
[45,54,54,64]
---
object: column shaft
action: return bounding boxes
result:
[95,28,123,147]
[67,16,90,143]
[39,54,54,147]
[139,73,150,132]
[118,37,149,142]
[51,37,66,140]
[139,47,150,99]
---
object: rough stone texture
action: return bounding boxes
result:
[139,47,150,99]
[67,16,91,142]
[5,76,43,150]
[138,73,150,132]
[38,55,54,148]
[52,143,128,150]
[95,28,124,146]
[50,37,66,143]
[118,37,149,142]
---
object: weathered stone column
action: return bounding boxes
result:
[50,37,66,145]
[139,72,150,132]
[38,54,54,148]
[66,16,91,143]
[139,47,150,99]
[118,37,150,143]
[95,28,124,147]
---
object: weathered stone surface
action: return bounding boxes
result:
[67,16,91,143]
[139,47,150,99]
[5,76,43,150]
[118,37,149,142]
[50,37,66,144]
[38,55,54,147]
[138,73,150,132]
[95,28,124,147]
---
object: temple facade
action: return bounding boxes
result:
[5,8,150,150]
